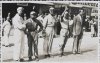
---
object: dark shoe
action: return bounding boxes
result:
[47,54,51,57]
[28,57,33,61]
[19,58,24,62]
[76,50,81,54]
[76,52,81,54]
[35,58,39,61]
[5,45,9,47]
[59,53,64,57]
[72,51,77,55]
[2,44,5,46]
[44,55,48,58]
[40,36,43,38]
[14,60,19,62]
[35,57,39,61]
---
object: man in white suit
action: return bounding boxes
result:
[43,7,56,58]
[12,7,26,62]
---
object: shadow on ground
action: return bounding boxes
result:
[3,49,95,62]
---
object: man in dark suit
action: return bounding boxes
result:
[25,11,43,61]
[72,10,84,54]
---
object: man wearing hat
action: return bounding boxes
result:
[43,7,56,58]
[25,11,43,61]
[12,7,26,62]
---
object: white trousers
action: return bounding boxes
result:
[60,29,69,45]
[13,29,25,60]
[2,29,10,46]
[43,27,54,55]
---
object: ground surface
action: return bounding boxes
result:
[2,32,98,63]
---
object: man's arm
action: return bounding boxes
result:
[37,19,43,33]
[43,16,48,30]
[73,16,77,36]
[23,20,29,34]
[12,17,26,30]
[2,21,6,29]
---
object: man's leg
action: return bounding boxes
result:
[33,34,39,61]
[13,29,21,61]
[19,32,25,62]
[62,36,68,52]
[43,33,49,58]
[48,33,54,54]
[27,34,33,61]
[48,28,55,57]
[72,35,78,54]
[77,33,83,54]
[59,35,68,57]
[4,35,9,46]
[4,31,9,46]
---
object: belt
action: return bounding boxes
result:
[61,28,68,30]
[47,26,54,27]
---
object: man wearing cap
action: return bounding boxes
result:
[72,10,84,54]
[43,7,56,58]
[25,11,43,61]
[12,7,26,62]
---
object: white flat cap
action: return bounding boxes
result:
[17,7,24,11]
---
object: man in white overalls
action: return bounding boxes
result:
[12,7,26,62]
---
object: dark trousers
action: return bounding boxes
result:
[60,35,69,53]
[73,32,83,53]
[27,32,38,58]
[69,25,73,37]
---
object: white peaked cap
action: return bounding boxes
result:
[17,7,24,11]
[30,11,36,15]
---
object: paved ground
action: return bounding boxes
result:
[2,32,98,63]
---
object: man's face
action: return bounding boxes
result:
[49,9,54,15]
[30,14,37,19]
[80,10,83,15]
[18,10,23,15]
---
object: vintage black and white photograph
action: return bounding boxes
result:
[1,2,98,63]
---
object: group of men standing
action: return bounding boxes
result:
[8,6,84,62]
[12,7,43,61]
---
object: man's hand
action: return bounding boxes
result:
[73,32,78,37]
[24,29,27,34]
[21,24,26,30]
[42,29,46,37]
